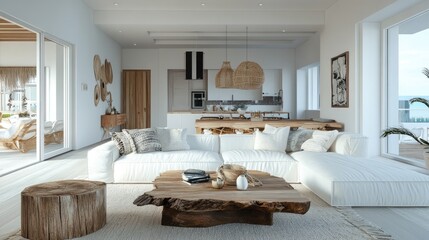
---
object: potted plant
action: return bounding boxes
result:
[381,67,429,168]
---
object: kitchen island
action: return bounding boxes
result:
[195,119,343,134]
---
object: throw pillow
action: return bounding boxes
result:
[156,128,190,151]
[123,128,162,153]
[254,131,284,152]
[286,128,314,152]
[263,124,290,151]
[111,132,133,155]
[301,130,339,152]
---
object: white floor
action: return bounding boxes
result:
[0,143,64,176]
[0,147,429,240]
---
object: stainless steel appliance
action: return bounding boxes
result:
[191,91,206,109]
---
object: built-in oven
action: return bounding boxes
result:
[191,90,206,109]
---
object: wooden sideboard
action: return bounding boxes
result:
[195,119,343,134]
[101,114,127,138]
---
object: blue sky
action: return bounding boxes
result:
[398,28,429,96]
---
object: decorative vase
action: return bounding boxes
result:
[236,174,248,190]
[212,177,225,189]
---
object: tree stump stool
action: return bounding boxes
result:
[21,180,106,240]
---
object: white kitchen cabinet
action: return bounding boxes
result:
[167,113,203,134]
[207,70,262,101]
[262,69,282,96]
[207,69,281,100]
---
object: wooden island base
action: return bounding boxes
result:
[162,206,273,227]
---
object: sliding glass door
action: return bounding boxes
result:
[41,35,72,159]
[0,13,72,175]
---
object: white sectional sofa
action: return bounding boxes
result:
[87,131,429,207]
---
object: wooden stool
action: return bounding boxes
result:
[21,180,106,240]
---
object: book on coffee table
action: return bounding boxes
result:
[182,169,210,183]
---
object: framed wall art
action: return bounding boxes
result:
[331,51,349,108]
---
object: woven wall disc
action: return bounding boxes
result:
[99,64,107,84]
[104,60,113,84]
[93,55,101,81]
[232,61,264,89]
[94,84,100,106]
[100,81,107,101]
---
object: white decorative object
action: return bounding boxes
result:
[212,177,225,189]
[236,174,248,190]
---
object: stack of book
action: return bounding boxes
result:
[182,169,210,184]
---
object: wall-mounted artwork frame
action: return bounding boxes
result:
[331,51,349,108]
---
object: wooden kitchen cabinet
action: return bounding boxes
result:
[122,70,151,129]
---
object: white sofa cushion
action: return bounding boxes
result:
[87,141,120,182]
[114,150,222,182]
[329,132,368,157]
[156,128,190,151]
[261,124,290,151]
[219,134,254,152]
[222,149,299,183]
[291,151,429,206]
[187,134,219,152]
[254,131,285,152]
[301,130,339,152]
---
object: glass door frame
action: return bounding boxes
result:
[0,11,73,163]
[39,33,73,160]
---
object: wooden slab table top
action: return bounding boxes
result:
[133,170,310,227]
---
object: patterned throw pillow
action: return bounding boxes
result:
[123,128,162,153]
[286,128,314,152]
[111,132,133,155]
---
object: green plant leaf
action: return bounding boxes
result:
[423,67,429,79]
[409,97,429,108]
[381,127,429,146]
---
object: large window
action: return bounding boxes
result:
[385,11,429,165]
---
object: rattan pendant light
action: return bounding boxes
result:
[215,25,234,88]
[233,27,264,89]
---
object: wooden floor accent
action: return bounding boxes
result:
[21,180,106,240]
[399,143,426,160]
[133,170,310,227]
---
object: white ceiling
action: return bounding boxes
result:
[83,0,338,48]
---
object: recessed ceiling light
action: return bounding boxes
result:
[259,3,263,7]
[282,30,286,33]
[133,43,137,46]
[113,2,119,6]
[201,3,205,6]
[118,30,123,33]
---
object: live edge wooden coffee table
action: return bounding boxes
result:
[133,170,310,227]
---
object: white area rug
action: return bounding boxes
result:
[8,184,392,240]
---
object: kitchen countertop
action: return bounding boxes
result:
[168,111,290,114]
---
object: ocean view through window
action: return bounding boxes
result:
[386,11,429,165]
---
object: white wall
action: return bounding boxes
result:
[122,47,296,127]
[295,34,320,69]
[319,0,428,156]
[320,0,395,133]
[1,0,122,149]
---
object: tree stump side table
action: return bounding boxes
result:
[21,180,106,240]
